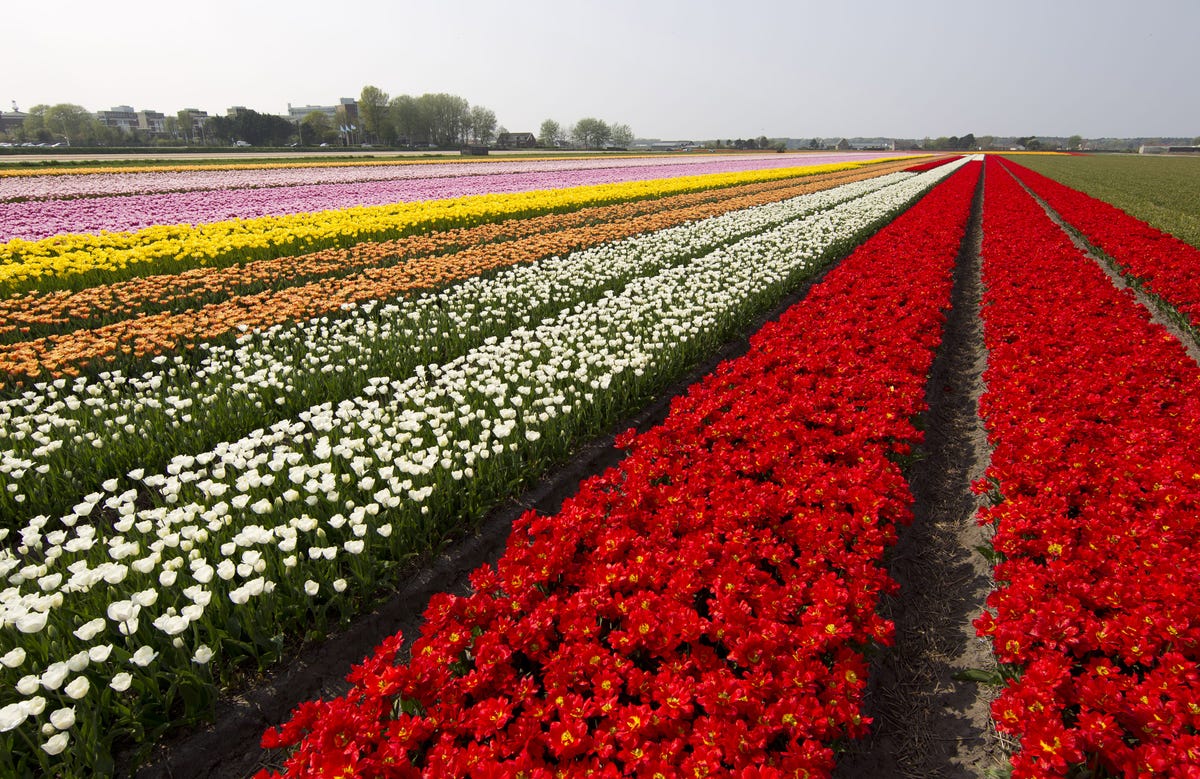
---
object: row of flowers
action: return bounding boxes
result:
[0,165,918,374]
[0,153,893,203]
[0,159,970,774]
[1000,157,1200,330]
[0,155,914,243]
[974,159,1200,777]
[257,159,983,778]
[0,168,927,525]
[0,160,886,296]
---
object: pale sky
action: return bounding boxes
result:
[5,0,1196,139]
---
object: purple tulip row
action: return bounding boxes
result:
[0,153,912,242]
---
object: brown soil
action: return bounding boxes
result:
[834,167,1007,778]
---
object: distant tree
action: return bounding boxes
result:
[1067,134,1083,150]
[359,85,392,144]
[34,103,95,145]
[572,117,611,149]
[809,138,821,149]
[390,95,426,146]
[1194,136,1200,146]
[538,119,563,147]
[958,133,976,150]
[977,135,996,151]
[469,105,497,145]
[419,93,470,146]
[1016,136,1043,150]
[301,111,336,145]
[609,122,634,147]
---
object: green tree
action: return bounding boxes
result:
[389,95,426,146]
[359,85,392,144]
[469,105,497,145]
[538,119,563,148]
[609,122,634,148]
[572,117,611,149]
[418,93,470,147]
[1067,134,1084,151]
[42,104,94,145]
[301,111,336,145]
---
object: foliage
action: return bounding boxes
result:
[205,109,295,147]
[572,117,612,149]
[357,86,391,145]
[538,119,563,148]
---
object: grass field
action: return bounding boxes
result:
[1007,153,1200,248]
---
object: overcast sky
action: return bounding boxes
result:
[5,0,1196,139]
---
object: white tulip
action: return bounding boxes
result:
[110,672,133,692]
[74,617,107,641]
[16,675,40,695]
[88,644,113,663]
[129,647,158,667]
[63,676,90,700]
[0,702,28,733]
[40,662,69,690]
[1,647,26,668]
[41,732,70,756]
[49,707,76,730]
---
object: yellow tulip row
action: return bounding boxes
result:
[0,159,903,294]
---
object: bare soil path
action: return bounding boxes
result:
[834,168,1006,779]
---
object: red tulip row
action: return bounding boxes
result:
[974,160,1200,777]
[1000,156,1200,327]
[903,155,962,172]
[255,162,982,779]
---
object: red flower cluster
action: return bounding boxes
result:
[903,156,962,173]
[1001,157,1200,325]
[256,161,981,778]
[975,159,1200,778]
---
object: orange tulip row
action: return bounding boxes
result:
[0,161,914,384]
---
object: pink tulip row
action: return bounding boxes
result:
[0,154,907,243]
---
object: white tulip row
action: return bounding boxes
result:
[0,157,967,771]
[0,171,914,523]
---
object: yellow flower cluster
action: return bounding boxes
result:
[0,160,902,293]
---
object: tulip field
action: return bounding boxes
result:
[2,149,1200,778]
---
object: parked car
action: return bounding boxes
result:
[233,140,251,147]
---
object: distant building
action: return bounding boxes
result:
[177,109,210,142]
[496,132,536,148]
[834,138,851,151]
[0,107,28,135]
[226,106,250,118]
[287,97,358,124]
[137,110,166,135]
[96,106,138,132]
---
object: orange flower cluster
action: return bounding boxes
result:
[0,161,915,383]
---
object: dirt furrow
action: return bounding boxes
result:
[835,166,1005,779]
